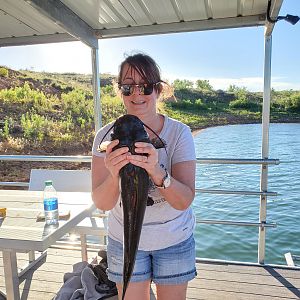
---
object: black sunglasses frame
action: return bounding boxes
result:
[118,82,160,96]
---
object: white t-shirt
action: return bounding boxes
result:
[92,115,196,251]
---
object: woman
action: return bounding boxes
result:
[92,53,196,300]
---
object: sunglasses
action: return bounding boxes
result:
[118,82,160,96]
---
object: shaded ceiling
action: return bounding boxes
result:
[0,0,283,48]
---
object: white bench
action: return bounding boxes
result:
[29,169,108,261]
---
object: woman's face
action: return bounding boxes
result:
[120,63,158,118]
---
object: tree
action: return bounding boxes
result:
[196,79,213,91]
[227,84,239,93]
[172,79,193,90]
[227,85,249,101]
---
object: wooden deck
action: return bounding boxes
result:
[1,248,300,300]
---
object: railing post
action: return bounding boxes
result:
[258,34,272,264]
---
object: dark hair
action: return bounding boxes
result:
[118,53,163,94]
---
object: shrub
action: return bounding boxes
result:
[173,79,193,90]
[174,88,202,102]
[101,84,116,96]
[194,99,208,111]
[101,95,126,124]
[0,119,10,140]
[48,127,74,145]
[169,99,207,111]
[21,112,49,142]
[229,99,261,111]
[274,93,300,112]
[196,79,213,91]
[61,90,94,126]
[288,93,300,112]
[0,67,8,77]
[171,99,193,110]
[0,82,52,111]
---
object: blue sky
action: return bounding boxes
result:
[0,0,299,92]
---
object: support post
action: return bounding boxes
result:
[258,34,272,264]
[91,46,101,131]
[3,250,20,300]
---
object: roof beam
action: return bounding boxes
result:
[96,14,266,39]
[265,0,284,36]
[204,0,213,19]
[169,0,184,22]
[0,33,76,47]
[237,0,244,17]
[25,0,98,48]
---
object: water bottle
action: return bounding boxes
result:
[43,180,59,225]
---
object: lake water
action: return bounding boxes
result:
[193,123,300,265]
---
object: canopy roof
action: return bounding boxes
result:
[0,0,283,48]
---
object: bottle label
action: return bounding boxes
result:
[44,197,58,211]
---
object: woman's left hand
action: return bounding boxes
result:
[127,142,160,177]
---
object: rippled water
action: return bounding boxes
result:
[193,123,300,265]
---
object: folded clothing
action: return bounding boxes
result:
[54,251,118,300]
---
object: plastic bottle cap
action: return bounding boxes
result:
[45,180,53,186]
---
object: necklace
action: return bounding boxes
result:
[146,114,164,139]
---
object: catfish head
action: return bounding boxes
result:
[98,114,167,155]
[111,114,150,155]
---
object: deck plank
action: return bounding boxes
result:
[1,248,300,299]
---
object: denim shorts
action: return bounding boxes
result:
[106,234,197,285]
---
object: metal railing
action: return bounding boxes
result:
[285,252,300,267]
[0,154,279,263]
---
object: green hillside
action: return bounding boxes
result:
[1,65,299,184]
[1,65,299,157]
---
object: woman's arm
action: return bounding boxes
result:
[127,142,196,210]
[157,160,195,210]
[91,139,129,211]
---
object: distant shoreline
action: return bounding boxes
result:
[192,128,203,137]
[191,120,300,137]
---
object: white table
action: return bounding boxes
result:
[0,190,95,300]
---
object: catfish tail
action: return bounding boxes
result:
[121,164,149,299]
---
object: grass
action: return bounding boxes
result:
[0,67,299,155]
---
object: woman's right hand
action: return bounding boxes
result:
[104,139,129,179]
